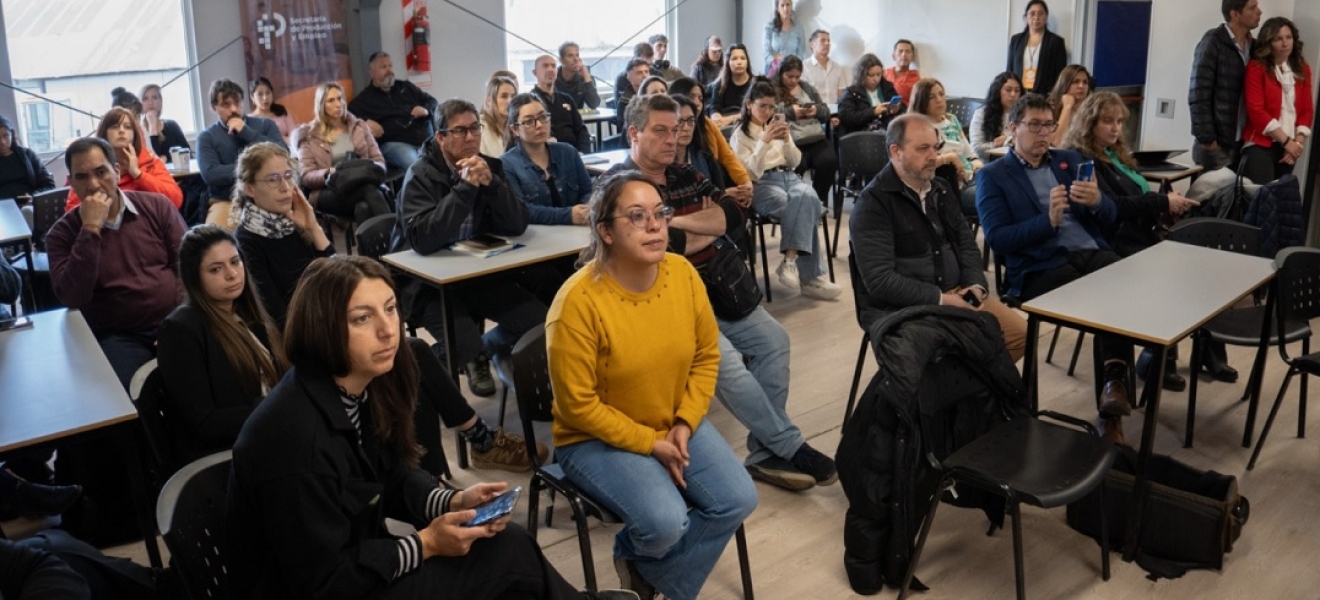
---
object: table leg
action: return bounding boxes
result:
[1242,290,1276,448]
[1024,316,1040,413]
[1122,343,1168,562]
[21,240,36,312]
[438,286,469,472]
[119,423,164,571]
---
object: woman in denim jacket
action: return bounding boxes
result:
[501,94,593,225]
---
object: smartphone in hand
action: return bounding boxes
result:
[961,290,982,308]
[1076,160,1095,182]
[888,96,903,109]
[463,487,521,527]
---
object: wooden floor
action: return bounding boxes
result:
[8,211,1320,599]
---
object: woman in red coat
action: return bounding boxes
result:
[66,107,183,211]
[1242,16,1313,185]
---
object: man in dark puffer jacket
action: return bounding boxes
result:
[1187,0,1261,170]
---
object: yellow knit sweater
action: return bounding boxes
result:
[547,254,720,454]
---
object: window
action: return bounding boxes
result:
[503,0,668,100]
[2,0,200,153]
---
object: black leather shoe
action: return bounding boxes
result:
[1137,349,1187,392]
[1202,341,1239,383]
[9,481,82,517]
[1100,416,1127,446]
[1099,363,1133,417]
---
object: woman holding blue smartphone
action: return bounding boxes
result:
[837,53,902,135]
[228,255,635,600]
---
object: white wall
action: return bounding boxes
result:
[742,0,1076,99]
[674,0,738,78]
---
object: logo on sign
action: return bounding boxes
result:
[257,12,287,50]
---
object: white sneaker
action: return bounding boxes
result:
[776,259,800,288]
[801,277,843,300]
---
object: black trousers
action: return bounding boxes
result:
[413,272,548,366]
[407,337,478,477]
[381,523,584,600]
[1019,249,1132,365]
[1240,143,1295,185]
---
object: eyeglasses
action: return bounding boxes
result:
[257,171,297,189]
[605,205,675,229]
[516,113,551,129]
[752,102,778,112]
[1018,120,1059,133]
[676,117,698,130]
[442,123,484,138]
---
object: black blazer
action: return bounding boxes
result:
[229,364,440,599]
[837,80,901,136]
[1007,30,1068,94]
[1091,157,1170,257]
[157,304,271,465]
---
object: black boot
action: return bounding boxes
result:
[1201,339,1238,383]
[1137,348,1186,392]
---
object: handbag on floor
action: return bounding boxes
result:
[1065,445,1249,577]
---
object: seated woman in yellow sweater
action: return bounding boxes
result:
[547,172,757,600]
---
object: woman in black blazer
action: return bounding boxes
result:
[227,256,628,600]
[158,224,288,466]
[1007,0,1068,94]
[836,53,902,136]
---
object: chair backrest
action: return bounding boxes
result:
[837,131,890,178]
[354,213,398,260]
[156,451,232,600]
[1274,247,1320,333]
[945,98,984,136]
[914,354,1002,469]
[510,324,553,467]
[31,187,70,250]
[1166,217,1262,257]
[129,359,178,481]
[847,243,869,331]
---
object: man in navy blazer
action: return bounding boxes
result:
[975,93,1133,441]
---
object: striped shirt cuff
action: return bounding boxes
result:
[393,533,422,580]
[426,487,457,521]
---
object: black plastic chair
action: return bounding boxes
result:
[354,213,398,260]
[1167,218,1311,448]
[8,187,69,311]
[129,359,180,491]
[945,97,985,138]
[832,132,889,255]
[156,450,232,600]
[510,325,754,598]
[843,245,874,426]
[1247,246,1320,470]
[898,360,1115,600]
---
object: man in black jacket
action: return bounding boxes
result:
[851,114,1026,363]
[530,54,593,153]
[350,51,440,171]
[1188,0,1261,170]
[390,99,545,397]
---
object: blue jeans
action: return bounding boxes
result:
[380,141,422,172]
[715,306,804,464]
[752,169,825,282]
[556,422,757,600]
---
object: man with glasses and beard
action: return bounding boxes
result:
[975,93,1132,443]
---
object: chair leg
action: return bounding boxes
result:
[832,192,845,258]
[757,220,773,303]
[498,388,508,428]
[736,523,754,600]
[897,477,948,600]
[1247,368,1298,470]
[1045,326,1062,364]
[1299,338,1309,439]
[844,334,870,426]
[1067,332,1087,377]
[527,477,543,536]
[1097,480,1111,581]
[1186,334,1204,448]
[565,494,598,592]
[821,214,836,282]
[1009,499,1026,600]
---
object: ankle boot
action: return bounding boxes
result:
[1201,339,1238,382]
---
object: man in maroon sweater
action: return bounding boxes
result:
[47,137,186,387]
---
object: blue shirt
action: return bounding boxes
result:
[1017,150,1098,252]
[500,142,593,225]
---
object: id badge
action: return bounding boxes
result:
[1023,67,1038,91]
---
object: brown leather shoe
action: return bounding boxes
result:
[1099,363,1133,417]
[1100,417,1126,446]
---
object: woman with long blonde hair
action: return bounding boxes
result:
[480,75,518,157]
[292,81,390,224]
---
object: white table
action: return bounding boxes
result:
[0,309,162,567]
[0,199,35,310]
[582,108,617,152]
[1019,241,1275,561]
[582,149,630,176]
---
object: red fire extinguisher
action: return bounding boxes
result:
[411,7,431,73]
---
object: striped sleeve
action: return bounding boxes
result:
[393,533,423,579]
[426,487,458,521]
